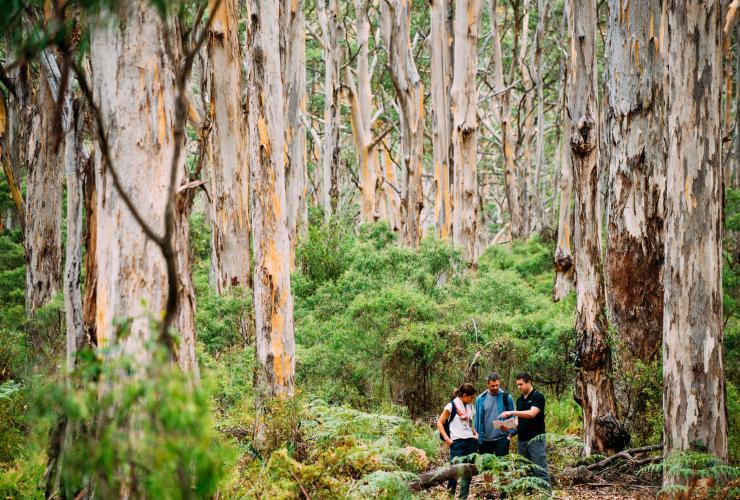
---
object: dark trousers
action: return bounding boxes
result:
[478,438,510,457]
[448,438,478,499]
[517,436,551,486]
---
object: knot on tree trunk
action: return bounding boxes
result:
[574,325,610,370]
[596,412,630,452]
[553,248,574,273]
[570,116,596,156]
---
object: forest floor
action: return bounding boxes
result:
[426,479,659,499]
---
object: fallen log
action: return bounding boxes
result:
[560,444,663,485]
[408,463,478,490]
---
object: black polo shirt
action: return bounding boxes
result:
[516,389,546,442]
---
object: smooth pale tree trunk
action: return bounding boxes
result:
[346,0,382,225]
[553,4,573,301]
[381,0,425,246]
[490,0,525,239]
[281,0,308,264]
[317,0,341,220]
[206,0,251,293]
[532,0,549,232]
[90,1,195,369]
[664,0,727,463]
[430,0,453,240]
[248,0,296,400]
[451,0,482,264]
[380,145,402,232]
[517,0,534,236]
[567,0,623,456]
[25,71,63,316]
[605,0,665,362]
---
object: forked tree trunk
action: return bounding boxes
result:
[281,0,307,264]
[25,71,63,316]
[347,0,382,225]
[248,0,296,399]
[430,0,453,240]
[451,0,482,263]
[381,0,425,246]
[206,0,251,293]
[490,0,525,239]
[663,0,727,464]
[317,0,341,220]
[567,0,624,456]
[90,1,191,364]
[605,0,665,362]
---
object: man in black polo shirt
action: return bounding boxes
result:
[499,372,550,486]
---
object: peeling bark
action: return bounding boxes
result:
[567,0,624,456]
[248,0,296,399]
[430,0,453,240]
[25,70,63,316]
[490,0,525,239]
[664,0,728,463]
[90,1,184,362]
[345,0,381,225]
[553,4,573,302]
[281,0,307,264]
[206,0,251,294]
[381,0,425,246]
[605,0,665,362]
[451,0,482,263]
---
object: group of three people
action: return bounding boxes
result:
[436,372,550,499]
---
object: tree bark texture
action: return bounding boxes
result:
[553,3,573,302]
[347,0,382,225]
[605,0,666,362]
[25,70,63,316]
[90,1,190,363]
[567,0,624,456]
[248,0,296,397]
[381,0,425,246]
[451,0,482,264]
[281,0,308,264]
[430,0,453,240]
[206,0,251,293]
[663,0,727,462]
[317,0,341,220]
[490,0,526,240]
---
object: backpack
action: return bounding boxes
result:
[439,399,458,441]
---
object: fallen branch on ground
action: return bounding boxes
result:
[561,444,663,485]
[408,463,478,490]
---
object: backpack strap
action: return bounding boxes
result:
[448,398,458,423]
[502,391,513,412]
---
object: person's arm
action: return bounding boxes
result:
[506,394,517,437]
[500,407,540,419]
[437,408,453,445]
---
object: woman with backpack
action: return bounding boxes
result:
[436,383,479,499]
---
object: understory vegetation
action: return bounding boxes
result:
[1,197,739,497]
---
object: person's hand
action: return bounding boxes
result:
[500,411,514,419]
[445,437,453,446]
[507,434,511,441]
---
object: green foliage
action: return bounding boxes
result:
[0,230,25,331]
[458,452,550,497]
[41,343,232,499]
[641,451,740,498]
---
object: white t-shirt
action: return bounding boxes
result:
[444,398,476,440]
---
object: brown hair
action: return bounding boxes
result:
[454,383,478,398]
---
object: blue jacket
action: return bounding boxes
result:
[474,390,516,444]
